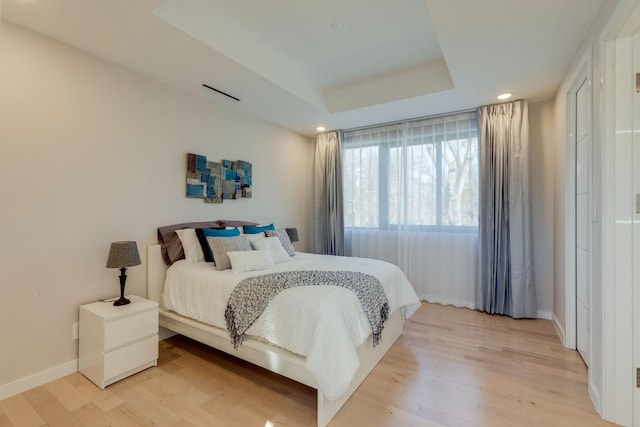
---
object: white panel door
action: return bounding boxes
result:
[575,76,590,366]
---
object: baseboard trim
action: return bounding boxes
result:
[537,310,553,320]
[0,359,78,401]
[552,312,568,347]
[589,376,602,415]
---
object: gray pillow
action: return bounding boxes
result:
[265,229,296,256]
[206,235,252,271]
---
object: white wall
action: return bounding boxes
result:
[529,99,555,317]
[0,21,314,392]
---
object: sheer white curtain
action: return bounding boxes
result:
[343,112,479,308]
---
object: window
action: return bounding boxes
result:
[343,111,479,231]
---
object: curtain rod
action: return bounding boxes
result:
[341,107,478,133]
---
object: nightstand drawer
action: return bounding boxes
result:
[104,335,158,380]
[104,308,157,349]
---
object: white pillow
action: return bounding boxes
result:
[252,236,291,264]
[175,229,205,263]
[265,229,296,256]
[227,250,274,273]
[247,232,267,248]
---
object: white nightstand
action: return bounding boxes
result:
[79,295,158,389]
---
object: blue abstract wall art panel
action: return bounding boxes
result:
[186,153,252,203]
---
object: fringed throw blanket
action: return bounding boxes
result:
[224,270,390,350]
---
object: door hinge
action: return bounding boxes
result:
[636,368,640,387]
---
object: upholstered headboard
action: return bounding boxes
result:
[157,219,258,265]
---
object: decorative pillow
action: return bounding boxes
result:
[202,227,241,237]
[243,223,275,234]
[252,235,291,264]
[227,250,274,274]
[199,227,241,263]
[247,232,268,249]
[265,229,295,257]
[206,235,252,271]
[175,229,205,263]
[195,228,213,262]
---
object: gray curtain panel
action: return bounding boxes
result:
[314,131,345,255]
[477,100,536,318]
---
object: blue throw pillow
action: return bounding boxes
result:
[243,223,275,234]
[198,228,241,263]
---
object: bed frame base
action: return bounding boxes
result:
[148,244,403,427]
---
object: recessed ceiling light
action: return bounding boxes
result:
[316,126,326,132]
[332,21,347,32]
[497,93,512,100]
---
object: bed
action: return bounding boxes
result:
[147,220,421,426]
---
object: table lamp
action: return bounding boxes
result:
[106,241,141,306]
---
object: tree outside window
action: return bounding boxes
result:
[343,112,478,232]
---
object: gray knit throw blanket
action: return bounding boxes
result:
[224,270,390,350]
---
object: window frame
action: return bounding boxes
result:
[343,113,480,232]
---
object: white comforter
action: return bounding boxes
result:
[162,252,421,400]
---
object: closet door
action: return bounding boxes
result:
[575,76,591,366]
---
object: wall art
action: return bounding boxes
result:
[186,153,251,203]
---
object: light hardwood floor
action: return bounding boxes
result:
[0,303,616,427]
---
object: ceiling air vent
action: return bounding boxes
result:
[202,84,240,102]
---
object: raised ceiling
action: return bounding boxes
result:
[2,0,607,136]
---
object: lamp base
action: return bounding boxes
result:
[114,267,130,306]
[113,296,131,306]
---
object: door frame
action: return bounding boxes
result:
[601,5,640,421]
